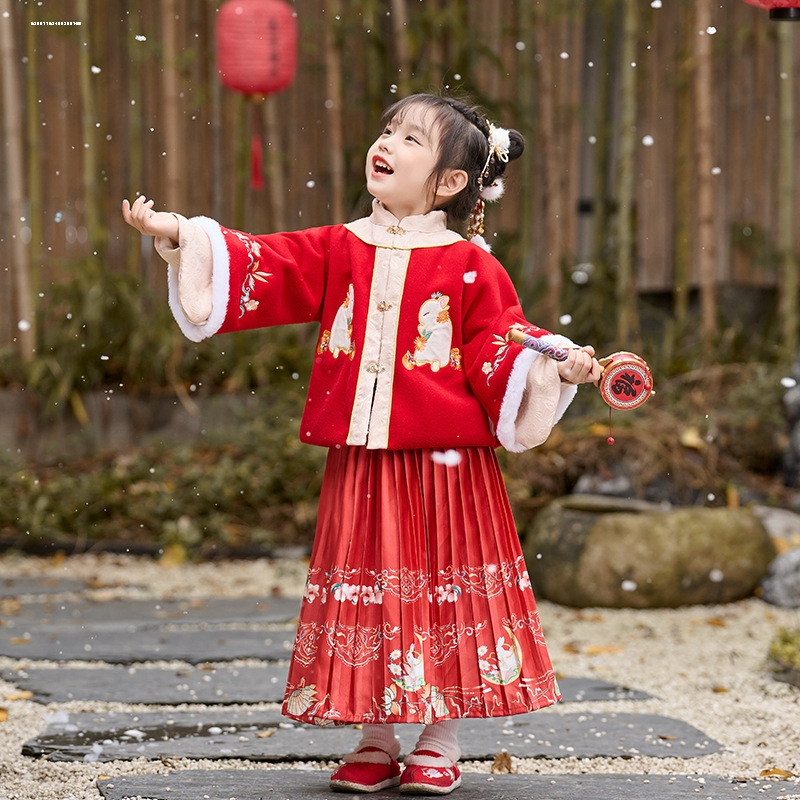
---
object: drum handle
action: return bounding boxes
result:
[505,329,570,361]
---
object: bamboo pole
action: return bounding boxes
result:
[673,3,693,332]
[263,97,287,231]
[614,0,639,345]
[324,0,345,224]
[516,0,536,294]
[533,9,563,329]
[0,0,35,361]
[778,22,797,360]
[390,0,411,95]
[24,5,42,282]
[693,0,718,357]
[161,0,182,213]
[76,0,103,252]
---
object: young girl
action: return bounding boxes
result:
[123,93,600,796]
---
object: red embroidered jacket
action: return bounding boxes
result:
[159,202,577,451]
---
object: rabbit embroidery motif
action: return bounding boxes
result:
[317,284,355,359]
[402,293,462,372]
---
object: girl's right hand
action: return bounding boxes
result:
[121,196,179,241]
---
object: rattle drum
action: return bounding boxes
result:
[505,329,654,411]
[595,352,653,411]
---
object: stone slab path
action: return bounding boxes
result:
[2,574,786,800]
[23,708,713,763]
[3,664,649,705]
[95,771,795,800]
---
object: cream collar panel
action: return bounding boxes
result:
[345,199,464,250]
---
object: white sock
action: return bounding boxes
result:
[408,719,461,765]
[343,723,401,762]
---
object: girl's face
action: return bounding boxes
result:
[365,104,447,220]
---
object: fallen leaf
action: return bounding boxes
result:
[256,730,277,739]
[712,686,729,693]
[573,611,604,622]
[562,642,582,654]
[0,707,8,722]
[0,598,21,616]
[759,767,795,779]
[4,691,33,701]
[585,644,623,656]
[9,637,31,645]
[706,617,727,627]
[490,752,516,774]
[159,542,188,568]
[658,734,677,740]
[680,426,705,450]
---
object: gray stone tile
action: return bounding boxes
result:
[1,596,300,629]
[2,663,650,705]
[23,709,719,763]
[0,575,88,597]
[96,770,790,800]
[0,627,296,663]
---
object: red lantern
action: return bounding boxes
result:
[215,0,298,96]
[742,0,800,20]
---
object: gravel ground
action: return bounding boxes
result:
[1,552,799,799]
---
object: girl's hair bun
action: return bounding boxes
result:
[507,129,525,162]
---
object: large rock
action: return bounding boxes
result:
[524,496,776,608]
[760,548,800,608]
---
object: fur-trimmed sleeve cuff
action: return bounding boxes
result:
[156,215,231,343]
[496,335,579,452]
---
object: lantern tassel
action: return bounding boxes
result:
[250,133,264,190]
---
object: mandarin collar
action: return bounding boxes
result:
[343,200,463,250]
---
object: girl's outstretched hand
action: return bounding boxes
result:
[557,345,603,385]
[121,196,179,241]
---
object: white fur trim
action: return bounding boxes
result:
[497,334,578,452]
[480,178,505,202]
[470,234,492,253]
[167,216,230,343]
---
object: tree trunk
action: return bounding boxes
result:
[778,22,797,361]
[0,0,35,361]
[693,0,717,357]
[614,0,639,345]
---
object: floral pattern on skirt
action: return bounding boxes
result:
[281,446,560,726]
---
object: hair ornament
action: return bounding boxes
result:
[487,123,510,163]
[480,177,504,202]
[468,121,511,243]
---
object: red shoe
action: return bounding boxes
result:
[400,750,461,795]
[330,746,402,793]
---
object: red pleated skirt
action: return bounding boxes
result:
[281,446,560,726]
